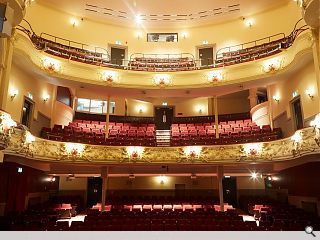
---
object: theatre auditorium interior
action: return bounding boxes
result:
[0,0,319,232]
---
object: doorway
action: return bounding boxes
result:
[154,106,174,130]
[87,177,102,207]
[222,177,237,207]
[198,47,214,66]
[110,47,126,66]
[21,97,34,128]
[291,97,304,130]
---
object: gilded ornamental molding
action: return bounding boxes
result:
[1,113,320,165]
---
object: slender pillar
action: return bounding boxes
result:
[0,33,15,111]
[248,88,258,109]
[311,28,320,112]
[266,86,274,130]
[101,167,109,212]
[217,166,224,212]
[105,95,111,139]
[214,97,219,139]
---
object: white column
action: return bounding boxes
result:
[267,86,274,130]
[248,88,258,109]
[101,167,109,212]
[105,95,111,139]
[311,28,320,112]
[0,34,15,111]
[214,97,219,139]
[217,165,224,212]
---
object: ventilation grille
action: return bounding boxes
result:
[84,3,240,22]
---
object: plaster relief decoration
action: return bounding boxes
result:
[2,109,320,164]
[153,74,172,88]
[58,142,90,161]
[0,111,17,150]
[16,130,35,157]
[184,146,202,159]
[310,113,320,147]
[262,57,283,73]
[99,70,119,85]
[239,142,264,161]
[40,57,62,74]
[125,146,145,162]
[207,70,224,84]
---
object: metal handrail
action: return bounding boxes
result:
[215,33,286,58]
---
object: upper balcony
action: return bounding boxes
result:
[14,21,313,96]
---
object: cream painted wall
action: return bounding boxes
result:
[59,177,88,191]
[237,176,265,190]
[108,176,218,190]
[6,64,55,123]
[53,101,74,126]
[24,2,303,58]
[217,97,250,115]
[126,99,154,117]
[270,61,319,122]
[57,176,265,191]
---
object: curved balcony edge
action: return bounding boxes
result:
[12,30,314,89]
[2,125,320,165]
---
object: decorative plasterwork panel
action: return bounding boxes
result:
[2,126,320,165]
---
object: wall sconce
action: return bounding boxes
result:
[100,70,119,85]
[207,71,223,83]
[305,88,315,100]
[43,93,50,103]
[273,95,280,103]
[126,146,144,160]
[136,32,142,39]
[153,74,172,88]
[243,17,254,28]
[157,175,168,185]
[250,171,262,180]
[181,32,188,39]
[136,105,146,114]
[184,146,202,159]
[70,18,79,27]
[9,89,18,100]
[291,131,303,156]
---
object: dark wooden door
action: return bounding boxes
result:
[111,47,125,65]
[199,47,213,66]
[292,97,303,130]
[87,177,102,207]
[154,106,174,130]
[222,177,237,207]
